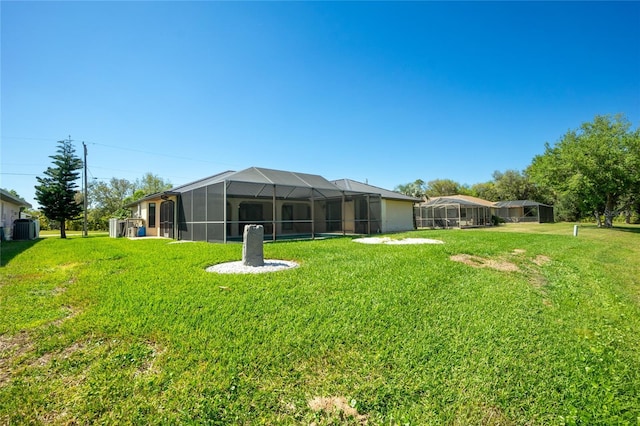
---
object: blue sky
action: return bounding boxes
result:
[2,1,639,208]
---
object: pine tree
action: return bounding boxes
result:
[35,138,83,238]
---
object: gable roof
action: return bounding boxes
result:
[0,189,32,208]
[332,179,420,202]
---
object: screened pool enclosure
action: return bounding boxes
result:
[415,196,493,229]
[151,168,385,243]
[494,200,554,223]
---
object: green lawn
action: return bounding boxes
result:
[1,224,639,424]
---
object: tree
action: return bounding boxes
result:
[425,179,467,197]
[2,188,22,198]
[136,172,172,197]
[528,114,640,227]
[394,179,428,199]
[491,169,538,201]
[34,138,83,238]
[470,181,498,201]
[90,178,136,226]
[87,172,173,229]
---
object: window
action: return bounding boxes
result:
[148,202,156,228]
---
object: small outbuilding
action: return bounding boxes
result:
[493,200,554,223]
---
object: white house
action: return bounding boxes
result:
[0,189,32,240]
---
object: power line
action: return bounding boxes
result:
[88,141,237,167]
[0,172,39,176]
[3,135,241,180]
[1,136,59,142]
[4,135,240,167]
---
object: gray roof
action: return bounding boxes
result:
[171,167,341,192]
[0,189,32,208]
[420,195,493,208]
[171,170,236,192]
[332,179,420,202]
[493,200,552,208]
[128,167,416,204]
[182,167,346,199]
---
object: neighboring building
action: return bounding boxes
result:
[493,200,554,223]
[415,195,554,228]
[415,195,494,229]
[0,189,32,240]
[126,167,419,242]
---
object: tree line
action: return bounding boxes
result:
[395,114,640,226]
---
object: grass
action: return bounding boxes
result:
[1,223,639,424]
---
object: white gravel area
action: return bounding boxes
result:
[206,259,299,274]
[353,237,444,245]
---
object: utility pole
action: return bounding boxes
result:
[83,141,88,237]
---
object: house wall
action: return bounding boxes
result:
[134,201,152,236]
[343,200,355,233]
[1,200,24,240]
[313,201,328,234]
[131,198,167,237]
[509,207,524,219]
[381,199,415,233]
[141,201,159,237]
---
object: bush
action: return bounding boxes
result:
[491,215,505,226]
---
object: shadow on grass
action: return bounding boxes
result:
[0,238,42,267]
[580,223,640,234]
[610,225,640,234]
[39,232,109,238]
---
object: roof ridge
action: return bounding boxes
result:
[170,170,236,191]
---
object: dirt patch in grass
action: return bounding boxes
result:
[31,342,86,368]
[57,262,82,271]
[528,272,548,289]
[0,331,33,387]
[532,255,551,266]
[454,402,513,426]
[308,396,368,424]
[451,250,553,277]
[450,254,520,272]
[135,340,165,377]
[50,306,81,327]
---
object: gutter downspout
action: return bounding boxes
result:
[272,184,277,241]
[367,194,371,235]
[342,192,346,236]
[223,181,228,243]
[311,193,315,239]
